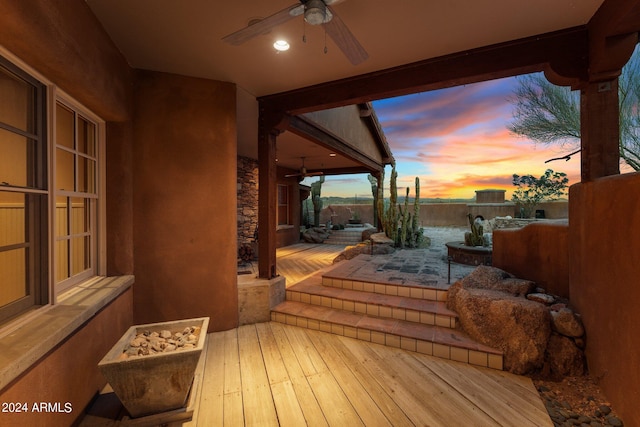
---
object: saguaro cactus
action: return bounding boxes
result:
[367,173,379,227]
[382,165,399,243]
[311,176,325,227]
[399,186,411,247]
[381,167,425,248]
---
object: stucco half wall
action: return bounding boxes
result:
[0,289,133,426]
[492,221,570,297]
[569,172,640,427]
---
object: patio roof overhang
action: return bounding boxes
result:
[256,0,640,279]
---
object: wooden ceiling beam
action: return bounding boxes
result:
[259,27,588,115]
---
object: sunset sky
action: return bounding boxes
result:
[309,75,582,201]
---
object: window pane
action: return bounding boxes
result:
[0,128,37,188]
[55,196,68,237]
[78,156,96,193]
[0,248,27,308]
[78,116,96,156]
[71,236,90,275]
[0,192,25,246]
[56,239,69,282]
[56,148,75,191]
[0,58,46,322]
[278,185,288,204]
[71,197,89,234]
[277,206,288,225]
[56,103,74,149]
[0,66,35,133]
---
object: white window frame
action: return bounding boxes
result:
[51,92,106,297]
[0,46,106,322]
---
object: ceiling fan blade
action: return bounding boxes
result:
[222,4,302,46]
[323,6,368,65]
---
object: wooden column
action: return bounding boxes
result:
[258,126,278,279]
[580,78,621,181]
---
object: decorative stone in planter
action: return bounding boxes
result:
[98,317,209,418]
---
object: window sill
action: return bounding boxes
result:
[0,275,134,392]
[276,225,294,231]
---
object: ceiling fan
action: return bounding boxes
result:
[284,157,324,180]
[222,0,368,65]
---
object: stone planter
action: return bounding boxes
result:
[98,317,209,418]
[446,241,492,266]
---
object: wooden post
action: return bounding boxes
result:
[258,126,278,279]
[580,78,621,181]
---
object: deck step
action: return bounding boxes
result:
[271,301,503,370]
[287,278,458,329]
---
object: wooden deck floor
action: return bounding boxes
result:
[187,322,552,427]
[276,244,346,286]
[83,245,551,426]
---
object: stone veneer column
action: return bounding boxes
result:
[237,156,259,249]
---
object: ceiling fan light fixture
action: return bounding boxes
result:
[304,0,331,25]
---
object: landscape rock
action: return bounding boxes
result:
[333,243,370,263]
[543,333,585,379]
[551,308,585,337]
[119,325,201,359]
[302,227,330,243]
[527,292,556,305]
[447,284,551,374]
[372,244,395,255]
[361,227,378,241]
[369,232,395,245]
[457,265,536,296]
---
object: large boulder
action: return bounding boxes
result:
[447,265,587,378]
[448,285,551,374]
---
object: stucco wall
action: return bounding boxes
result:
[569,173,640,427]
[0,1,132,122]
[0,2,135,423]
[132,70,238,332]
[106,121,135,275]
[0,289,133,426]
[492,222,570,297]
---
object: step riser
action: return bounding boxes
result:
[286,290,456,329]
[271,312,503,371]
[322,277,448,302]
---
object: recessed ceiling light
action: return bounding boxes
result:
[273,40,290,51]
[329,153,336,157]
